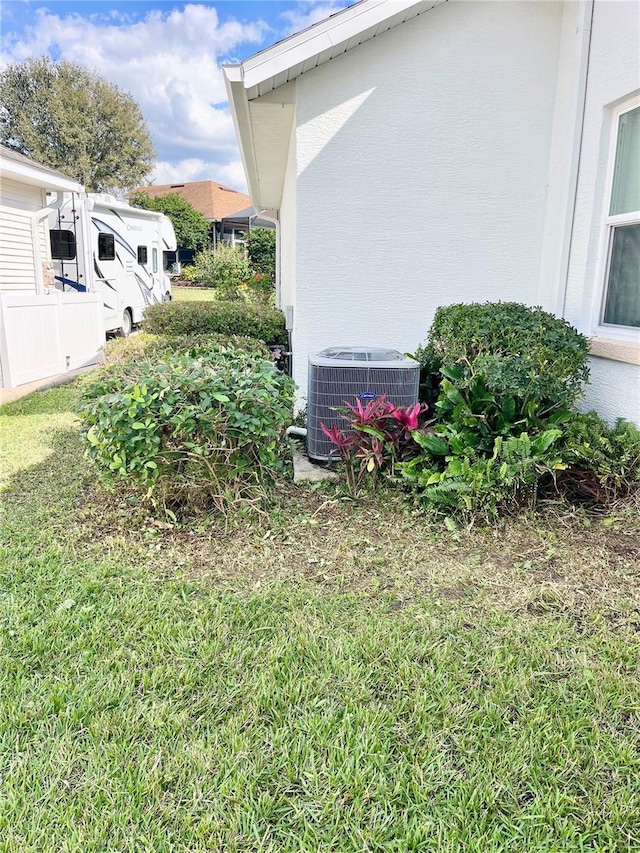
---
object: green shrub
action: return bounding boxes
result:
[552,412,640,503]
[243,272,275,305]
[78,345,296,517]
[179,264,199,283]
[246,228,276,278]
[143,300,286,344]
[102,332,269,366]
[186,244,251,299]
[418,302,590,420]
[402,303,594,519]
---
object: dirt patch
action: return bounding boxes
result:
[66,480,640,622]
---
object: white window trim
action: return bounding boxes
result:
[590,94,640,347]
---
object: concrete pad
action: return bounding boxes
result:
[292,445,340,483]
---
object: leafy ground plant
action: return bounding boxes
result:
[0,384,639,852]
[321,396,429,493]
[551,411,640,504]
[402,303,640,519]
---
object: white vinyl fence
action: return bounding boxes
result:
[0,291,104,389]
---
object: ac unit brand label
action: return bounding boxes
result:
[359,391,377,400]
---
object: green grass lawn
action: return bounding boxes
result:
[172,284,217,302]
[1,386,639,852]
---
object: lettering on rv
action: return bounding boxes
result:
[127,224,143,232]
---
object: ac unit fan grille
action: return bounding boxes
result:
[307,364,419,460]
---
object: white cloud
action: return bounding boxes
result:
[280,1,352,35]
[151,158,248,192]
[1,4,267,188]
[1,2,357,191]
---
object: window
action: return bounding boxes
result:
[98,233,115,261]
[601,102,640,329]
[50,229,76,260]
[152,247,158,273]
[137,246,148,265]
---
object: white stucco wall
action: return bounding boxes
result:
[279,121,297,314]
[563,0,640,425]
[580,356,639,423]
[291,0,564,399]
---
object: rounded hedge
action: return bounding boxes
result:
[102,332,270,366]
[418,302,590,410]
[78,344,296,517]
[143,300,286,344]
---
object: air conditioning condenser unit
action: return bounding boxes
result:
[307,346,420,461]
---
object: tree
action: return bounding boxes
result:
[246,228,276,279]
[0,57,155,192]
[130,191,210,253]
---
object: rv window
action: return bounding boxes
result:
[152,248,158,273]
[137,246,148,265]
[98,233,115,261]
[50,229,76,260]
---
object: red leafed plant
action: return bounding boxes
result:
[321,395,429,493]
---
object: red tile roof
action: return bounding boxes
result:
[129,180,251,220]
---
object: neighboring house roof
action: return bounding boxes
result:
[224,0,445,208]
[129,180,251,221]
[0,144,84,193]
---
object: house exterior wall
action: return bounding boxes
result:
[279,120,297,314]
[536,1,592,315]
[563,0,640,425]
[0,177,48,293]
[291,0,564,399]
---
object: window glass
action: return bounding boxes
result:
[50,229,76,260]
[98,233,115,261]
[603,223,640,327]
[601,103,640,330]
[137,246,148,265]
[610,106,640,216]
[152,248,158,273]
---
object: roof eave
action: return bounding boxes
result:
[224,0,446,210]
[235,0,444,98]
[0,156,84,193]
[224,70,265,208]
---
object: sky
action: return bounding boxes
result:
[0,1,352,191]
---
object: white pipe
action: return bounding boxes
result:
[286,426,307,439]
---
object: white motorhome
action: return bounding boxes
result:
[47,193,177,336]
